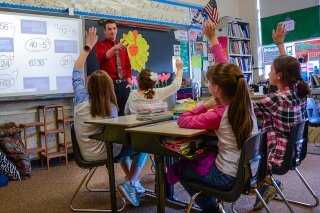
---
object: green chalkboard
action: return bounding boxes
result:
[261,6,320,45]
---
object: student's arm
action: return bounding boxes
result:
[254,93,279,116]
[73,27,98,105]
[272,23,286,56]
[74,27,98,69]
[202,20,228,64]
[177,104,226,130]
[156,60,183,100]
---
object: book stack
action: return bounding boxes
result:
[136,101,173,121]
[162,137,207,158]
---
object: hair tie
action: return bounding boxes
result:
[237,74,244,80]
[144,89,152,95]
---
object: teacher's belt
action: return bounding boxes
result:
[113,79,127,84]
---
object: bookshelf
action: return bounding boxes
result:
[217,16,253,83]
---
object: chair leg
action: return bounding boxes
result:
[270,177,295,213]
[85,167,109,192]
[70,168,126,212]
[150,154,156,174]
[185,191,201,213]
[253,188,271,213]
[274,168,319,208]
[217,201,225,213]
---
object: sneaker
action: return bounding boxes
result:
[253,183,276,210]
[135,180,146,194]
[118,181,140,207]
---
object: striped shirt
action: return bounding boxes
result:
[254,86,307,168]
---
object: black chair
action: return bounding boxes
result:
[270,119,319,211]
[306,98,320,148]
[69,124,126,212]
[185,130,271,213]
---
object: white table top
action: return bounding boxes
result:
[126,120,208,137]
[85,114,171,128]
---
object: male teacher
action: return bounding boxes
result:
[95,19,132,116]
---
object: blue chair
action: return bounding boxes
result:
[306,98,320,147]
[271,119,319,211]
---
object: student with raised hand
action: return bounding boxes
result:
[73,27,144,207]
[252,23,310,210]
[116,59,183,206]
[124,59,183,115]
[176,20,258,213]
[72,27,122,161]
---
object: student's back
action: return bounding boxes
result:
[73,96,119,161]
[125,62,183,115]
[72,27,122,161]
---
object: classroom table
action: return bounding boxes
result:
[126,120,209,213]
[85,114,171,213]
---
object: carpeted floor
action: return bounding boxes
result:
[0,145,320,213]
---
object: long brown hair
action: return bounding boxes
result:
[88,70,118,117]
[273,55,310,98]
[206,64,253,149]
[138,69,156,99]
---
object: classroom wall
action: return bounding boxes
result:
[260,0,319,18]
[217,0,240,18]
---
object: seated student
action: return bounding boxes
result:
[117,57,183,206]
[124,60,183,115]
[73,27,122,161]
[72,27,140,207]
[253,23,310,210]
[177,20,258,213]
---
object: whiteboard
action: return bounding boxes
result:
[0,10,83,101]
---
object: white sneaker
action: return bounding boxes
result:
[134,180,146,194]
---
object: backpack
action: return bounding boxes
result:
[0,171,9,187]
[0,122,31,179]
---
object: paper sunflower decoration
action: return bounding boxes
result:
[121,30,149,72]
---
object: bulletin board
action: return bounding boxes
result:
[85,19,189,77]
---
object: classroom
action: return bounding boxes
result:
[0,0,319,212]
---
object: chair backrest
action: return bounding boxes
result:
[272,119,307,175]
[307,98,320,119]
[232,130,268,197]
[70,123,107,168]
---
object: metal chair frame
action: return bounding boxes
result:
[185,131,271,213]
[69,124,126,212]
[271,119,319,211]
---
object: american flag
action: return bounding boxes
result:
[204,0,219,25]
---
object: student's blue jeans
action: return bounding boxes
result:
[180,163,236,210]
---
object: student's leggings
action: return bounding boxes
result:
[120,152,148,168]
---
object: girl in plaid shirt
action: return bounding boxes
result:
[253,23,310,210]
